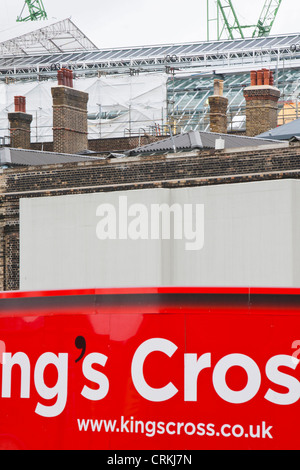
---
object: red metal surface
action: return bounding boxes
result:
[0,288,300,450]
[2,286,300,299]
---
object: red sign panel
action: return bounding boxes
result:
[0,287,300,450]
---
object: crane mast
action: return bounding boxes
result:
[17,0,47,22]
[214,0,245,40]
[207,0,283,40]
[252,0,283,37]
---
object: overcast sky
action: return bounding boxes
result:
[0,0,299,48]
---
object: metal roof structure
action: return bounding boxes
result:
[0,147,104,167]
[0,18,97,58]
[1,22,300,80]
[258,117,300,140]
[128,130,285,156]
[1,20,300,138]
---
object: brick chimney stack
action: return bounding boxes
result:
[51,69,88,154]
[243,69,280,137]
[8,96,32,149]
[208,79,228,134]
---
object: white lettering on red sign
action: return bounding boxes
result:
[1,338,299,418]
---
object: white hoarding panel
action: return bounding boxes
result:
[20,180,300,290]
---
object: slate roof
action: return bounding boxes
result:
[0,130,286,167]
[128,130,282,156]
[257,118,300,141]
[0,147,104,167]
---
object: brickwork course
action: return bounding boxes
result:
[1,142,300,291]
[31,135,167,154]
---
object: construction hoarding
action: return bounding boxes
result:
[20,180,300,291]
[0,287,299,450]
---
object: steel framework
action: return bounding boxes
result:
[168,66,300,134]
[0,18,97,56]
[207,0,283,40]
[0,28,299,81]
[252,0,283,37]
[207,0,246,40]
[17,0,48,22]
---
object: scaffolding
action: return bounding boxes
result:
[167,68,300,133]
[0,19,300,141]
[0,73,168,143]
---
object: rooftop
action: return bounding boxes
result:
[0,20,300,78]
[0,130,288,167]
[0,147,104,167]
[127,130,285,156]
[258,117,300,141]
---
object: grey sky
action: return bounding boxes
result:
[0,0,299,48]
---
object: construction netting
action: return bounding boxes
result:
[0,73,168,144]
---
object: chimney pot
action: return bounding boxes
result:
[213,79,224,96]
[14,96,26,113]
[57,69,64,86]
[65,69,70,87]
[21,96,26,113]
[60,68,66,86]
[250,71,257,86]
[257,70,263,86]
[263,69,270,86]
[244,70,280,136]
[69,70,73,88]
[67,69,72,88]
[14,96,20,112]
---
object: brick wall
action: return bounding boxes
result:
[1,143,300,291]
[30,135,166,153]
[87,135,166,153]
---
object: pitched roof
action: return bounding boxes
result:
[0,147,104,167]
[257,118,300,141]
[128,130,281,156]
